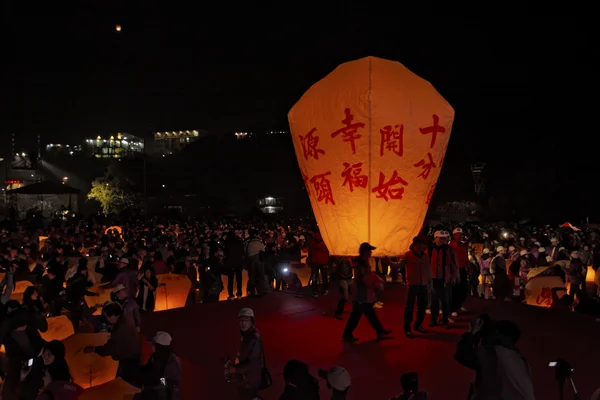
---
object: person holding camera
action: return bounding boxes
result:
[390,372,428,400]
[453,315,535,400]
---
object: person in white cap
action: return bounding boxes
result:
[426,231,458,328]
[318,365,351,399]
[103,256,139,300]
[227,308,267,400]
[490,246,511,300]
[139,331,182,400]
[547,237,560,261]
[111,283,141,332]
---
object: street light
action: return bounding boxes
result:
[62,177,68,185]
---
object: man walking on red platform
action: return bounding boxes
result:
[450,228,469,316]
[404,237,432,339]
[427,231,459,328]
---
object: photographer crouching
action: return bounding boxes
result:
[454,314,535,400]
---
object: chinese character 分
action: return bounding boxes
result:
[310,172,335,205]
[330,108,365,154]
[414,152,437,180]
[426,184,436,204]
[341,162,368,192]
[536,287,553,307]
[371,171,408,201]
[379,124,404,157]
[299,128,325,160]
[419,114,446,149]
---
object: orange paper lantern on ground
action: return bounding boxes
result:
[40,315,75,342]
[63,333,118,388]
[154,273,192,311]
[288,56,454,256]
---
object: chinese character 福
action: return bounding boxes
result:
[371,171,408,201]
[379,124,404,157]
[299,128,326,160]
[419,114,446,149]
[341,162,368,192]
[330,108,365,154]
[414,152,437,179]
[310,172,335,205]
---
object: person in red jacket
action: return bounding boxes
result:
[427,231,459,328]
[404,237,432,338]
[308,231,330,297]
[449,228,470,316]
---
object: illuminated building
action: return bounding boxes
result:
[45,143,82,156]
[234,130,287,139]
[257,196,283,214]
[84,132,144,159]
[153,130,204,155]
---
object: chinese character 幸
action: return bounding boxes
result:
[371,171,408,201]
[310,172,335,205]
[330,108,365,154]
[341,162,368,192]
[419,114,446,149]
[299,128,326,160]
[379,124,404,157]
[414,152,437,179]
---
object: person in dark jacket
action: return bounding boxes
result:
[140,331,182,400]
[342,243,392,343]
[136,266,158,312]
[427,231,458,328]
[35,359,83,400]
[0,307,48,400]
[66,262,98,332]
[224,234,245,299]
[404,237,432,338]
[333,256,353,320]
[309,232,330,297]
[280,359,320,400]
[84,301,140,386]
[20,340,67,400]
[228,307,265,400]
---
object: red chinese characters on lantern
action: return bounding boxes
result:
[299,128,325,160]
[331,108,365,154]
[414,152,437,180]
[419,114,446,149]
[310,172,335,205]
[341,162,368,192]
[426,184,436,205]
[536,287,553,307]
[372,171,408,201]
[379,124,404,157]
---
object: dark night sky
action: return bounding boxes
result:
[1,9,595,216]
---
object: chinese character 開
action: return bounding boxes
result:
[379,124,404,157]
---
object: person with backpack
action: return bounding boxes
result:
[137,331,182,400]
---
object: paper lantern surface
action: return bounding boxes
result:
[524,276,566,308]
[155,273,191,311]
[63,333,118,388]
[40,315,75,342]
[288,56,454,256]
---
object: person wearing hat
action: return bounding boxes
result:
[228,308,267,400]
[139,331,182,400]
[318,365,351,399]
[403,237,432,338]
[104,256,139,301]
[280,359,320,399]
[490,246,511,301]
[427,231,458,327]
[547,237,560,261]
[342,243,392,342]
[112,284,141,332]
[244,229,267,297]
[449,228,469,316]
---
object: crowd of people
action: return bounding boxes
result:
[0,215,599,399]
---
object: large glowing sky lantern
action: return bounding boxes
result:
[288,56,454,256]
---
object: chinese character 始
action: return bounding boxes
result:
[341,162,368,192]
[414,152,437,179]
[371,171,408,201]
[419,114,446,149]
[310,172,335,205]
[299,128,326,160]
[331,108,365,154]
[379,124,404,157]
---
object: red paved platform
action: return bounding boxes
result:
[141,286,600,399]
